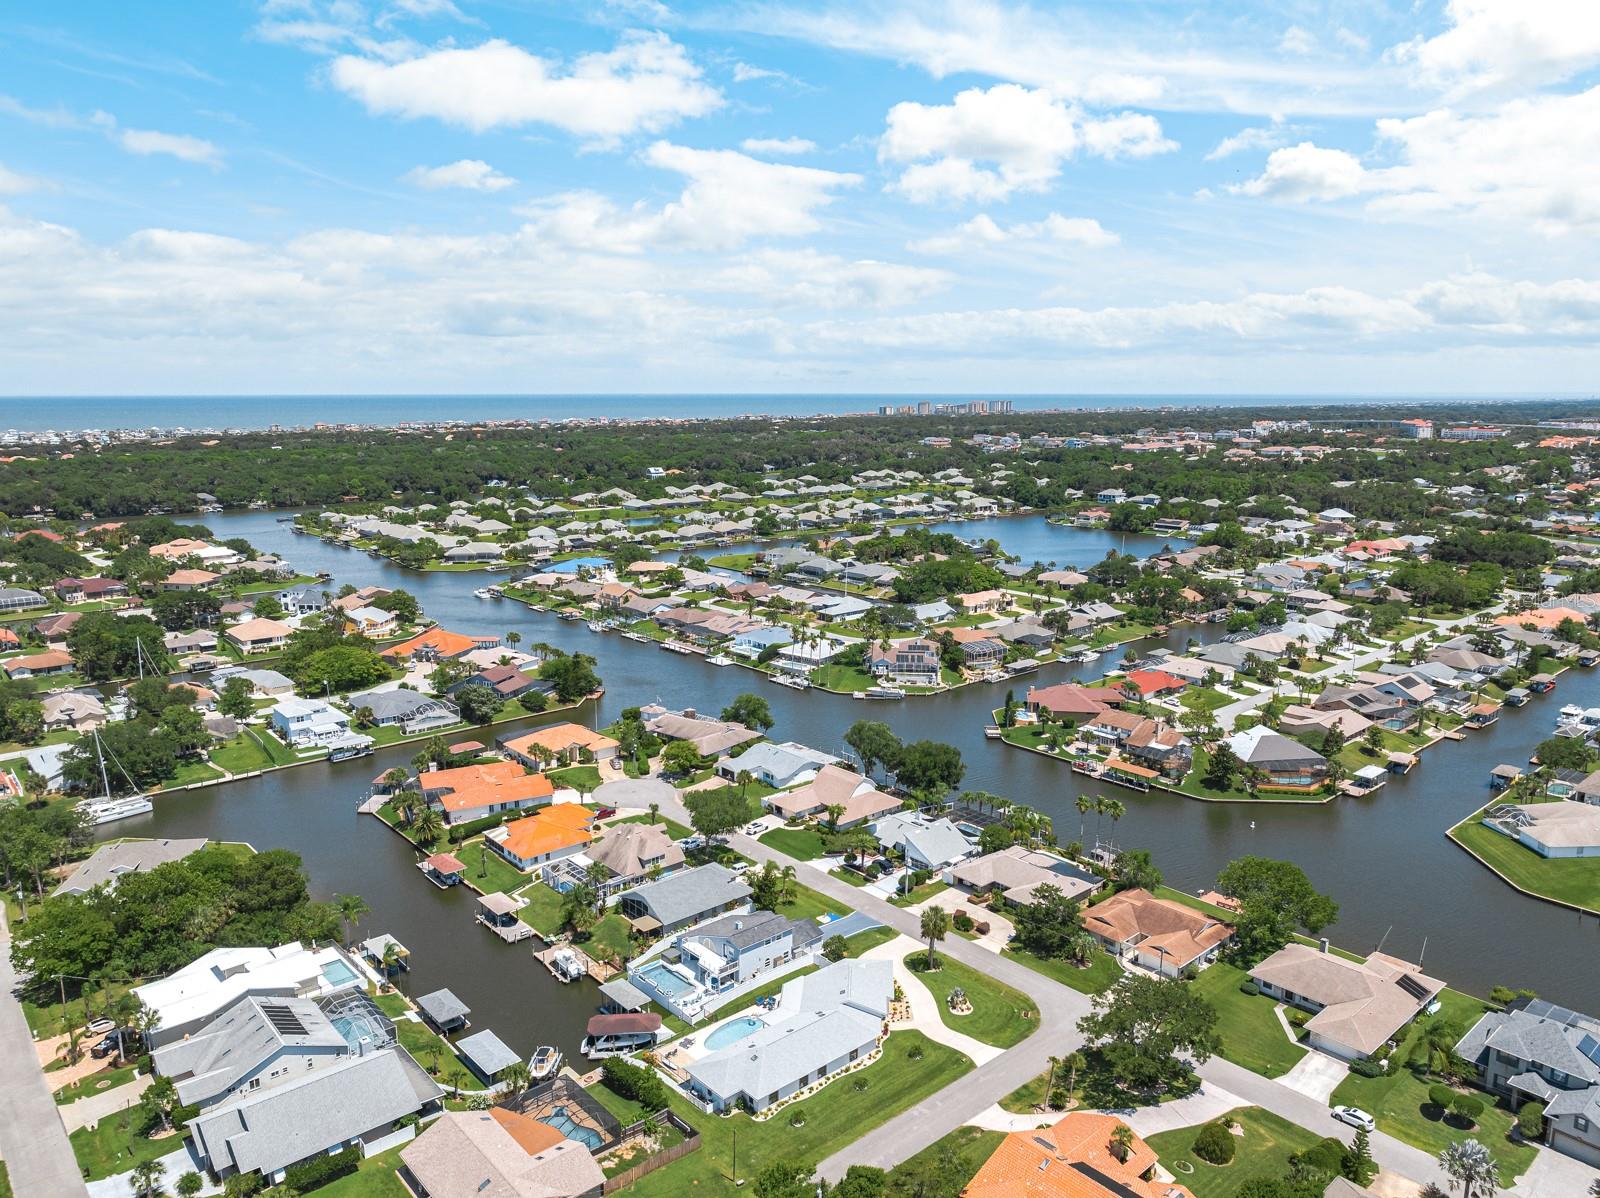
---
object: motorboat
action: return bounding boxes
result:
[529,1045,563,1079]
[474,588,494,600]
[550,949,586,983]
[707,654,734,666]
[864,686,906,700]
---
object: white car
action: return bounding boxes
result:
[1331,1106,1376,1133]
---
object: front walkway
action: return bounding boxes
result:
[858,937,1002,1066]
[61,1074,152,1134]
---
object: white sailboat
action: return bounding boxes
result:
[75,731,153,826]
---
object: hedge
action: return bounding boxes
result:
[1428,1084,1457,1111]
[1518,1101,1545,1138]
[1192,1122,1236,1165]
[282,1146,359,1193]
[602,1056,670,1111]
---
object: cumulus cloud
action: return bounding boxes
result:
[907,212,1117,254]
[403,159,515,191]
[705,249,948,308]
[328,31,723,142]
[1205,125,1290,161]
[880,84,1174,203]
[740,136,816,155]
[1232,142,1367,201]
[519,141,861,252]
[1394,0,1600,94]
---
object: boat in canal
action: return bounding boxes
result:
[863,686,906,700]
[78,795,155,825]
[707,653,734,666]
[528,1045,563,1079]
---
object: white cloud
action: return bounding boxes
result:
[0,164,44,195]
[1232,142,1366,201]
[403,159,516,191]
[705,249,948,308]
[1279,26,1316,56]
[908,212,1117,254]
[1394,0,1600,94]
[116,128,225,167]
[520,141,861,252]
[733,62,792,83]
[880,84,1174,203]
[328,31,722,142]
[740,136,816,155]
[1205,125,1289,161]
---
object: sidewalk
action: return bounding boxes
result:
[859,936,1002,1066]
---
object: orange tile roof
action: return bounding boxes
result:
[503,722,619,757]
[381,627,484,659]
[497,805,595,860]
[964,1113,1190,1198]
[1493,607,1587,630]
[420,761,553,814]
[487,1107,567,1155]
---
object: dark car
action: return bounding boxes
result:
[595,806,617,819]
[90,1032,122,1059]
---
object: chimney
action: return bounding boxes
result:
[1318,937,1329,954]
[683,708,696,720]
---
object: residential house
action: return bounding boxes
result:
[225,617,294,655]
[1025,683,1123,722]
[343,605,398,637]
[587,821,685,888]
[0,587,45,612]
[867,638,942,687]
[154,992,441,1183]
[33,612,81,643]
[727,626,794,660]
[162,569,219,592]
[164,629,219,654]
[946,846,1101,906]
[870,812,972,871]
[764,764,901,828]
[2,649,73,679]
[53,577,127,603]
[954,589,1007,616]
[501,723,619,767]
[269,698,353,747]
[990,618,1056,647]
[1480,803,1600,858]
[1121,669,1190,699]
[133,941,367,1047]
[774,634,851,674]
[419,762,554,827]
[348,688,460,734]
[1224,726,1330,791]
[685,959,891,1113]
[400,1108,605,1198]
[1249,943,1445,1060]
[654,909,819,1004]
[617,863,752,936]
[640,704,763,757]
[216,666,295,697]
[40,690,106,733]
[949,627,1006,670]
[1083,888,1233,977]
[714,741,839,789]
[54,836,207,897]
[1122,719,1193,779]
[964,1112,1195,1198]
[487,803,595,871]
[1455,998,1600,1166]
[448,664,551,703]
[381,627,500,664]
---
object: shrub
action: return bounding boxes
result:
[603,1057,670,1110]
[952,912,975,933]
[1291,1138,1347,1178]
[1238,980,1260,996]
[1349,1057,1386,1078]
[1451,1095,1484,1125]
[822,934,849,962]
[1192,1122,1236,1165]
[282,1146,359,1194]
[1517,1100,1546,1139]
[1428,1084,1457,1111]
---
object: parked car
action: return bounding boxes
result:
[90,1033,122,1059]
[1331,1106,1375,1133]
[609,758,623,771]
[595,806,617,818]
[84,1018,115,1036]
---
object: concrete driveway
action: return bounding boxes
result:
[592,775,677,811]
[1278,1046,1349,1103]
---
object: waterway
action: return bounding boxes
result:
[100,511,1600,1063]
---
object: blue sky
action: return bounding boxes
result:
[2,1,1599,396]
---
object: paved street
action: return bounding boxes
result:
[644,784,1597,1195]
[0,911,90,1197]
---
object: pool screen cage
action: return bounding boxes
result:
[508,1075,624,1151]
[319,989,398,1050]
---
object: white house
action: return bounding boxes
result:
[269,698,353,747]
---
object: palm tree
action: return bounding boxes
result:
[1063,1050,1086,1108]
[1100,797,1126,838]
[1075,794,1095,842]
[647,801,661,825]
[505,630,521,648]
[130,1158,166,1198]
[919,905,949,970]
[497,1060,532,1099]
[1042,1055,1060,1112]
[380,941,403,990]
[737,769,754,799]
[1439,1138,1499,1198]
[394,791,419,828]
[412,807,446,847]
[824,803,845,833]
[1110,1122,1136,1164]
[334,893,370,945]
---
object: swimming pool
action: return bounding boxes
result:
[635,962,696,999]
[321,959,359,987]
[539,1106,603,1151]
[704,1016,764,1051]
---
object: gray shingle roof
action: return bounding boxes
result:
[54,837,208,896]
[417,989,471,1025]
[456,1029,520,1077]
[625,863,751,927]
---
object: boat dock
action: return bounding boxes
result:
[535,942,610,983]
[476,892,536,943]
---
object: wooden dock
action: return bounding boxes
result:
[480,915,535,943]
[356,794,388,815]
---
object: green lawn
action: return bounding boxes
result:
[613,812,692,839]
[550,764,602,792]
[515,881,564,936]
[1175,748,1329,803]
[776,881,851,923]
[312,1144,412,1198]
[68,1113,178,1181]
[903,952,1039,1048]
[883,1126,1004,1193]
[759,826,828,860]
[393,1017,479,1092]
[207,726,299,772]
[839,925,899,957]
[53,1063,137,1105]
[1147,1107,1327,1198]
[889,879,951,907]
[708,963,818,1021]
[1328,988,1533,1180]
[584,912,633,966]
[602,1031,971,1198]
[1179,687,1234,713]
[1451,813,1600,914]
[456,838,530,894]
[1002,945,1123,995]
[809,663,875,692]
[1188,963,1306,1079]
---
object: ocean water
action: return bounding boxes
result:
[0,392,1449,434]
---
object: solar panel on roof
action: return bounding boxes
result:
[260,1003,309,1037]
[1579,1033,1600,1068]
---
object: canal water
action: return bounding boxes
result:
[102,511,1600,1063]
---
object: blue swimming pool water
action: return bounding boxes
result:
[704,1016,764,1051]
[636,962,695,999]
[540,1107,603,1151]
[322,960,359,987]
